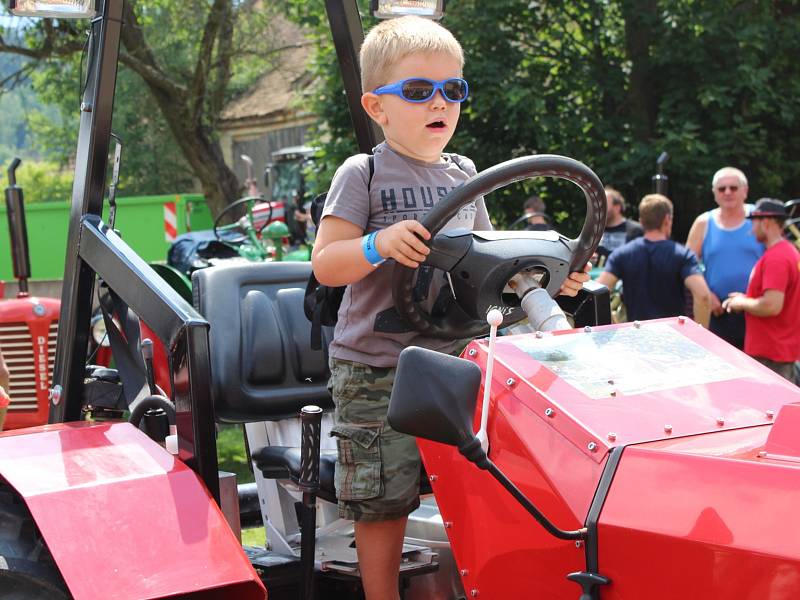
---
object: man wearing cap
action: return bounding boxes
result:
[722,198,800,381]
[686,167,764,347]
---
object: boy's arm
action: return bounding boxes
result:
[312,217,432,287]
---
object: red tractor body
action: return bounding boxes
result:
[0,295,59,430]
[419,317,800,598]
[0,421,266,599]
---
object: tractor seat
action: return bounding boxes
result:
[251,445,433,503]
[251,447,339,504]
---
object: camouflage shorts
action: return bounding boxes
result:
[328,358,421,522]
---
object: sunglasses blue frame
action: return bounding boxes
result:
[372,78,469,103]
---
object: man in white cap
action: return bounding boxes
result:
[723,198,800,381]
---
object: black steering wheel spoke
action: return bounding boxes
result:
[392,155,606,340]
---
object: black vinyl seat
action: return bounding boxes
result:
[193,261,431,500]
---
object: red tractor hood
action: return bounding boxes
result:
[0,421,266,600]
[418,317,800,599]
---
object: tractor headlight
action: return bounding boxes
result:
[90,314,110,347]
[370,0,445,20]
[8,0,96,18]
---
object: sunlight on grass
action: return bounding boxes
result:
[217,424,254,484]
[242,527,267,547]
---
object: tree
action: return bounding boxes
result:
[0,1,301,214]
[285,0,800,239]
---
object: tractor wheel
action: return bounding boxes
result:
[0,481,70,599]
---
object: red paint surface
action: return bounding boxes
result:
[0,422,266,600]
[0,296,59,430]
[419,318,800,598]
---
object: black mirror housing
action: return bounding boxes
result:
[388,347,482,449]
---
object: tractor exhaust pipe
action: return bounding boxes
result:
[5,158,31,297]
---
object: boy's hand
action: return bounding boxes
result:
[375,221,431,268]
[559,262,591,297]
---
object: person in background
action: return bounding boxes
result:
[686,167,763,348]
[598,194,710,322]
[722,198,800,381]
[597,186,643,261]
[522,195,551,231]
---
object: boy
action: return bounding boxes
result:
[312,16,588,599]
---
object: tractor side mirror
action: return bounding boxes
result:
[388,347,482,449]
[9,0,96,18]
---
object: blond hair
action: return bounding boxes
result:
[638,194,673,231]
[359,16,464,93]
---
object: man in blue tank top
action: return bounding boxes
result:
[686,167,764,348]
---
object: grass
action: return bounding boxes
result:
[217,424,266,546]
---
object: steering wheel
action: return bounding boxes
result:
[392,154,605,339]
[213,196,273,243]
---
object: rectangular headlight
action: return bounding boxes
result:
[370,0,445,20]
[8,0,96,18]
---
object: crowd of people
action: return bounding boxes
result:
[539,165,799,383]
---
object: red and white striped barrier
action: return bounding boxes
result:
[164,201,177,242]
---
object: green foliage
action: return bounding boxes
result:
[283,0,800,239]
[12,160,73,203]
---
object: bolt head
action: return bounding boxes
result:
[575,540,584,548]
[545,408,555,417]
[587,442,598,452]
[460,569,469,576]
[444,521,453,529]
[766,410,775,420]
[535,330,544,339]
[678,315,686,324]
[470,590,480,598]
[429,474,438,482]
[468,348,477,357]
[607,432,617,441]
[633,320,642,328]
[664,424,673,434]
[49,385,62,405]
[584,325,593,333]
[716,417,725,426]
[758,450,768,458]
[506,377,516,386]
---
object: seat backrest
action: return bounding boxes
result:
[193,261,333,422]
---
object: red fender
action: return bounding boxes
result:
[0,421,266,600]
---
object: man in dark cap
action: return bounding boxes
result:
[722,198,800,381]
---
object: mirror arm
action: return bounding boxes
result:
[459,437,587,541]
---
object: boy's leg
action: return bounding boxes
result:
[355,517,408,600]
[328,359,422,600]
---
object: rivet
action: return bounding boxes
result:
[460,569,469,576]
[633,320,642,329]
[468,349,477,357]
[575,540,584,548]
[470,590,479,598]
[506,377,516,386]
[584,325,592,333]
[429,474,438,482]
[444,521,453,529]
[80,102,92,112]
[545,408,555,418]
[758,450,767,458]
[678,315,686,324]
[535,330,544,338]
[766,410,775,420]
[716,417,725,426]
[587,442,598,452]
[664,424,673,434]
[607,432,617,441]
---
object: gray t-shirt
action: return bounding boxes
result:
[321,142,492,367]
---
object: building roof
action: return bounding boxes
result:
[220,18,314,129]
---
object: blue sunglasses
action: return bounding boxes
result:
[372,77,469,103]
